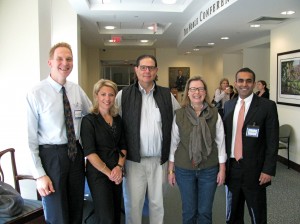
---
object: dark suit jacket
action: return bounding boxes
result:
[256,90,270,99]
[223,94,279,185]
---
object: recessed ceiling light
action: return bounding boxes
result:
[185,51,191,54]
[104,26,115,30]
[193,48,200,51]
[208,42,215,45]
[108,40,114,43]
[281,11,295,15]
[250,24,261,28]
[148,26,154,30]
[221,37,229,40]
[162,0,177,4]
[140,40,149,43]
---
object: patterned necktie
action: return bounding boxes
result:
[234,99,245,161]
[62,86,77,161]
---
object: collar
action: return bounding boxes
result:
[138,81,155,94]
[238,93,253,105]
[47,75,68,93]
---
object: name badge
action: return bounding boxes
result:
[74,110,82,119]
[246,125,259,138]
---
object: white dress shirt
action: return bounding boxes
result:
[230,93,253,158]
[26,75,92,178]
[116,82,181,157]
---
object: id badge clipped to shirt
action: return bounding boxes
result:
[74,103,82,119]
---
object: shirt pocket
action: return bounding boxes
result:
[154,108,161,122]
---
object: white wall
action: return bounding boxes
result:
[223,53,243,84]
[270,19,300,165]
[243,47,271,95]
[0,0,50,198]
[51,0,80,83]
[202,52,224,99]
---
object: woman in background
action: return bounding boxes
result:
[168,76,226,224]
[256,80,270,99]
[229,85,238,99]
[213,78,230,117]
[80,79,127,224]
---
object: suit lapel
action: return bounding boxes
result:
[244,94,259,125]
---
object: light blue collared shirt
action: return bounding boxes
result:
[26,75,92,178]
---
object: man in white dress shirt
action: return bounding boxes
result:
[26,42,92,224]
[116,54,181,224]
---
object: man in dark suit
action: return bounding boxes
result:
[175,69,186,92]
[223,67,279,224]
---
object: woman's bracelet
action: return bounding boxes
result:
[100,163,106,172]
[168,170,175,175]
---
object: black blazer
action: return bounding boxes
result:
[256,90,270,99]
[223,94,279,184]
[80,113,127,170]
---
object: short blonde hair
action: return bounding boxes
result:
[91,79,119,116]
[49,42,72,59]
[181,76,212,107]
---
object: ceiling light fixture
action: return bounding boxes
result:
[250,24,261,28]
[208,42,215,45]
[140,40,149,43]
[104,26,115,30]
[281,11,295,15]
[193,48,200,51]
[148,26,154,30]
[221,37,229,40]
[162,0,177,4]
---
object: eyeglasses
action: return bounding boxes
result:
[139,65,157,71]
[189,87,205,92]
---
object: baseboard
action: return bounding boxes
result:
[277,155,300,172]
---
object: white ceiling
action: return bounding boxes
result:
[68,0,300,55]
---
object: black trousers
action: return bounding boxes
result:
[225,159,267,224]
[86,163,122,224]
[39,142,85,224]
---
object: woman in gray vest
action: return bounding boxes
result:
[168,76,227,224]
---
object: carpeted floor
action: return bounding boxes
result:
[148,161,300,224]
[84,161,300,224]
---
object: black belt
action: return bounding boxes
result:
[229,158,243,167]
[40,140,79,149]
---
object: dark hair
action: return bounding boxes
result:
[257,80,269,92]
[235,67,256,81]
[135,55,157,67]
